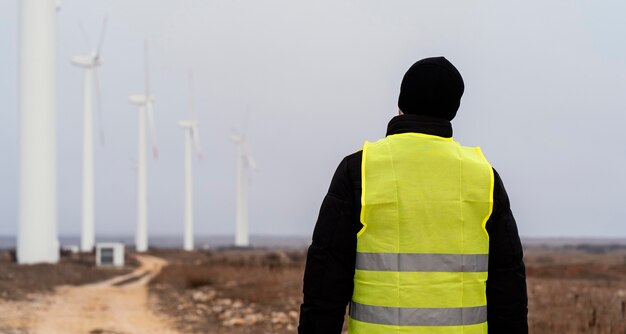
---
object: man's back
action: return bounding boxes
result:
[298,58,528,334]
[350,132,493,332]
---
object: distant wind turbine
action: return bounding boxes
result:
[71,16,107,253]
[128,40,158,252]
[17,0,59,264]
[179,72,203,251]
[230,123,256,247]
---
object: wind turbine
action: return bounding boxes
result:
[179,73,203,251]
[71,16,107,253]
[128,40,158,252]
[17,0,59,264]
[230,122,256,248]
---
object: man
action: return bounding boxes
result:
[298,57,528,333]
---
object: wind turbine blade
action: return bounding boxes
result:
[192,127,203,160]
[78,21,92,51]
[188,71,195,121]
[243,140,256,169]
[246,155,257,170]
[243,105,250,137]
[94,67,105,146]
[144,39,150,96]
[96,14,108,56]
[147,100,158,159]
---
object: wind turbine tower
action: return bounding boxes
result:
[128,41,158,252]
[17,0,59,264]
[230,130,256,247]
[179,74,203,251]
[71,17,107,253]
[179,121,202,250]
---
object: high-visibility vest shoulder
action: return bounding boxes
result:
[349,133,494,334]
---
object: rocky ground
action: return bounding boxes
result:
[147,248,314,334]
[148,246,626,334]
[524,245,626,333]
[0,249,137,301]
[1,244,625,333]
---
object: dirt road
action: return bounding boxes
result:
[0,254,181,334]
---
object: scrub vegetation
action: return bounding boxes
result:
[0,249,137,300]
[148,248,306,334]
[525,245,626,333]
[1,244,625,333]
[149,245,626,334]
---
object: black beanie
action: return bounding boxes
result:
[398,57,464,121]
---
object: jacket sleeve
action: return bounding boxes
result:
[485,169,529,333]
[298,157,358,334]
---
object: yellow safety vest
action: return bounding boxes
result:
[348,133,494,334]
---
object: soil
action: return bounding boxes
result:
[148,248,309,334]
[0,250,137,301]
[0,254,177,334]
[147,247,626,334]
[524,247,626,333]
[1,245,625,334]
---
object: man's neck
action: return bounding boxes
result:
[386,114,453,138]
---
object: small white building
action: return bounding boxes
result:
[61,245,80,254]
[95,243,125,267]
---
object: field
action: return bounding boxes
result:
[148,249,305,334]
[0,243,625,333]
[524,244,626,333]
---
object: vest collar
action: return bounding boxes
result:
[386,114,453,138]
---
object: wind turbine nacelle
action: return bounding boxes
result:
[178,120,197,128]
[71,55,99,68]
[128,94,149,106]
[229,133,244,143]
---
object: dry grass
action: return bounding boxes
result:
[149,246,626,334]
[526,246,626,334]
[150,249,304,305]
[149,249,305,334]
[2,245,625,333]
[0,249,137,301]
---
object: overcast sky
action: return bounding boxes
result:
[1,1,625,239]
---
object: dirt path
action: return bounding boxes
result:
[0,254,181,334]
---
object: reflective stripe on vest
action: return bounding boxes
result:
[356,252,489,272]
[350,302,487,326]
[348,133,493,334]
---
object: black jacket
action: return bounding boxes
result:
[299,114,528,334]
